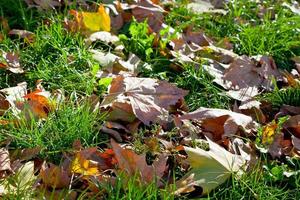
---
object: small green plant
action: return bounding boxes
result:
[119,19,155,61]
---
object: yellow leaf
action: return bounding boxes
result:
[72,5,111,33]
[71,153,99,176]
[262,121,278,145]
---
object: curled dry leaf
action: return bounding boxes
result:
[8,29,35,42]
[0,52,23,74]
[111,139,167,185]
[0,148,12,178]
[175,137,246,196]
[268,132,293,158]
[178,107,257,142]
[0,94,9,116]
[101,75,188,125]
[91,50,141,75]
[292,135,300,153]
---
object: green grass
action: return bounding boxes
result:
[0,0,300,199]
[0,102,107,162]
[0,19,96,93]
[261,87,300,109]
[174,65,230,110]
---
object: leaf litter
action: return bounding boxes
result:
[0,0,300,198]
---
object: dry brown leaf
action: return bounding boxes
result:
[101,75,188,125]
[0,94,9,116]
[283,115,300,138]
[8,29,35,43]
[178,107,257,142]
[0,148,12,178]
[0,52,23,74]
[268,132,293,158]
[292,135,300,152]
[125,0,165,32]
[40,164,71,189]
[111,139,167,184]
[24,0,61,10]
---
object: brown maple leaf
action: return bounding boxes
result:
[178,107,257,142]
[101,75,188,125]
[111,139,167,185]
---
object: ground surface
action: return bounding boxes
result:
[0,0,300,199]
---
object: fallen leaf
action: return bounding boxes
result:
[283,115,300,138]
[0,148,12,178]
[19,89,53,119]
[8,29,35,42]
[86,31,119,44]
[175,137,246,196]
[24,0,61,10]
[262,121,278,145]
[187,0,227,15]
[292,135,300,151]
[0,94,9,116]
[70,5,111,34]
[111,139,167,184]
[127,0,165,32]
[0,161,36,195]
[101,75,188,125]
[0,52,23,74]
[40,164,71,189]
[71,152,99,176]
[178,107,257,142]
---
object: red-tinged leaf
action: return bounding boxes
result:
[0,94,9,116]
[101,75,188,125]
[111,139,167,184]
[97,149,118,169]
[178,107,257,142]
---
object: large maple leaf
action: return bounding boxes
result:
[111,139,167,184]
[101,75,188,125]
